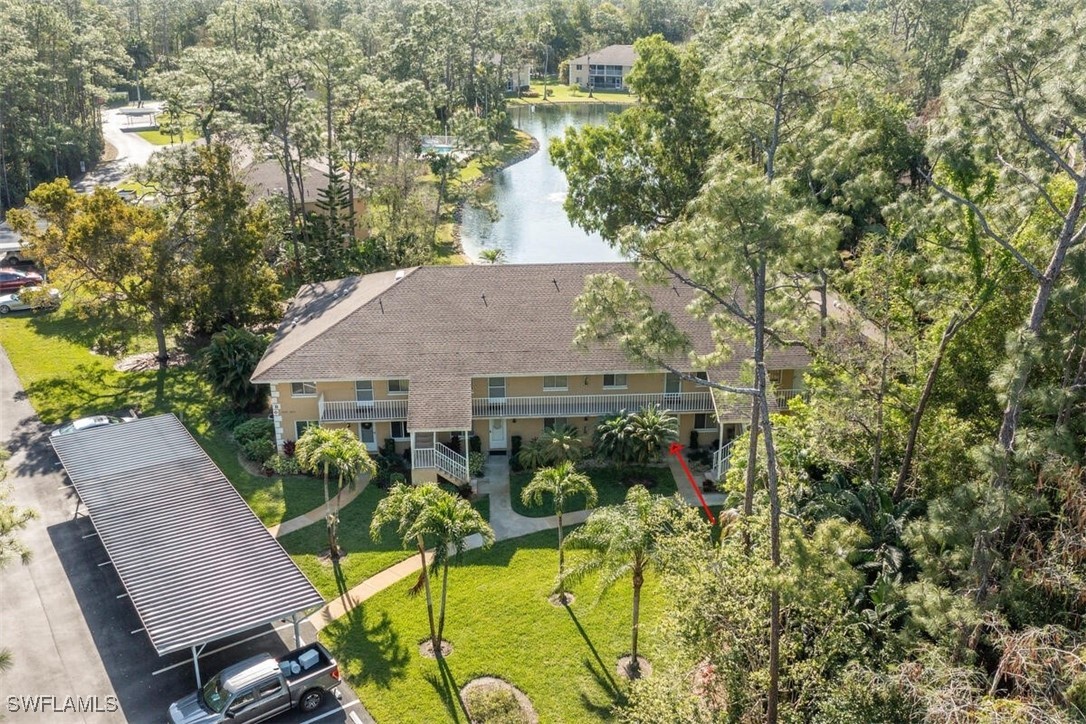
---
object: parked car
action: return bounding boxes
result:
[0,287,60,314]
[50,414,136,438]
[167,643,342,723]
[0,267,43,293]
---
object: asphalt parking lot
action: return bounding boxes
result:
[0,347,371,723]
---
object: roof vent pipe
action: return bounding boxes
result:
[394,270,406,282]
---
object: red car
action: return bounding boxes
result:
[0,268,43,293]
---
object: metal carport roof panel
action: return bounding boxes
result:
[51,414,324,655]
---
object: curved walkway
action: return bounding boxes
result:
[304,455,729,632]
[265,477,368,538]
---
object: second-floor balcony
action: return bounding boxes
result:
[319,394,409,423]
[472,391,715,419]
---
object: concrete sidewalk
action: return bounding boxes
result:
[266,477,368,538]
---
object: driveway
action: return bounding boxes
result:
[73,105,164,191]
[0,345,370,723]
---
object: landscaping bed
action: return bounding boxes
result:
[319,529,661,723]
[510,465,676,518]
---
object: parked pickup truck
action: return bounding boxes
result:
[167,643,342,723]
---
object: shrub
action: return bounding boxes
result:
[509,435,524,472]
[233,418,274,447]
[242,437,276,463]
[469,434,482,453]
[517,437,550,471]
[689,429,699,450]
[469,451,486,478]
[382,438,396,457]
[282,440,296,457]
[465,686,527,724]
[202,326,270,411]
[389,472,407,487]
[265,453,301,475]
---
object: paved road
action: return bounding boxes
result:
[0,345,371,723]
[73,106,163,191]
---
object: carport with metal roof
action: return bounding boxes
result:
[50,413,324,685]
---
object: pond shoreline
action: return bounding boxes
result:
[452,130,541,264]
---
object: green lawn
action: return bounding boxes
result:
[0,307,325,526]
[284,485,493,600]
[320,529,662,722]
[508,83,638,105]
[135,128,186,145]
[510,465,677,518]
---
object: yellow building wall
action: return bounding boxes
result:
[471,372,676,398]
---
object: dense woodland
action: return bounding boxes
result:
[3,0,1086,721]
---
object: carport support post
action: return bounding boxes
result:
[192,643,207,687]
[292,612,301,648]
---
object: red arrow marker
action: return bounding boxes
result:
[668,442,717,524]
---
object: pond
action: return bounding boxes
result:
[459,103,628,264]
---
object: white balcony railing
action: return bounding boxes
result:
[412,442,468,483]
[773,388,808,409]
[319,395,409,423]
[713,440,736,479]
[471,391,714,419]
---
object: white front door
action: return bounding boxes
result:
[489,418,507,450]
[358,423,377,452]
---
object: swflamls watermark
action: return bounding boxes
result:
[6,695,120,713]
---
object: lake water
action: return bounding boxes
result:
[459,103,627,264]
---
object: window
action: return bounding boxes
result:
[694,413,717,431]
[542,375,567,391]
[543,417,569,431]
[695,371,709,381]
[576,63,582,70]
[387,378,409,395]
[355,380,374,404]
[256,680,283,698]
[291,381,316,397]
[295,420,318,438]
[603,373,627,389]
[391,421,409,440]
[229,689,257,711]
[488,377,506,399]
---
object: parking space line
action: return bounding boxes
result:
[349,711,363,724]
[297,700,358,724]
[151,623,295,676]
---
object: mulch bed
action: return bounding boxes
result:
[460,676,538,724]
[616,655,653,680]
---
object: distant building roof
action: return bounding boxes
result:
[243,159,331,205]
[571,44,638,67]
[0,220,20,246]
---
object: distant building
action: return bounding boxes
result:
[490,53,532,93]
[243,159,367,238]
[568,45,637,90]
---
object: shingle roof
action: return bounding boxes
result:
[243,159,332,205]
[251,263,810,396]
[571,44,637,67]
[50,414,324,655]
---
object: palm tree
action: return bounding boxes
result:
[372,483,445,652]
[413,491,495,647]
[372,483,494,655]
[327,430,376,559]
[478,248,506,264]
[517,436,551,470]
[627,405,678,464]
[520,461,597,602]
[541,424,587,464]
[593,411,633,467]
[560,486,682,678]
[296,426,374,559]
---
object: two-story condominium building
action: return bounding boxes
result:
[569,45,637,90]
[250,263,809,485]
